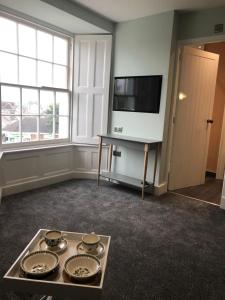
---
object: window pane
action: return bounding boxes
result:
[18,24,36,58]
[2,116,21,144]
[40,90,54,114]
[40,116,53,140]
[56,92,69,115]
[37,31,53,62]
[53,65,67,88]
[19,57,36,86]
[0,17,17,53]
[22,88,38,115]
[54,36,68,65]
[22,116,38,142]
[55,116,69,139]
[38,61,52,87]
[0,52,18,84]
[1,86,20,114]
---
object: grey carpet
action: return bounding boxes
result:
[1,179,225,300]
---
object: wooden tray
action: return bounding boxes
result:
[3,229,111,300]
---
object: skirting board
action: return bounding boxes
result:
[1,171,100,201]
[1,171,168,201]
[220,196,225,210]
[2,173,225,209]
[1,171,75,199]
[1,165,168,201]
[73,171,97,180]
[154,181,168,196]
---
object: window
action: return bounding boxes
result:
[0,13,71,147]
[1,85,70,144]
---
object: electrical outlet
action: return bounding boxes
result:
[114,126,123,133]
[214,24,224,34]
[113,150,121,157]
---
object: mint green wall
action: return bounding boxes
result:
[111,11,175,186]
[179,6,225,40]
[112,11,175,140]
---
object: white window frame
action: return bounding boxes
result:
[0,82,71,149]
[0,11,73,150]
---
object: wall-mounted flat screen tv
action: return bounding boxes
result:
[113,75,162,113]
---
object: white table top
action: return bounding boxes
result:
[98,134,162,144]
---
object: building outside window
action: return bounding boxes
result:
[0,13,71,147]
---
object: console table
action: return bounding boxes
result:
[97,134,162,199]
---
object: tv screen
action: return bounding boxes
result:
[113,75,162,113]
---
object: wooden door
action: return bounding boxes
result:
[169,46,219,190]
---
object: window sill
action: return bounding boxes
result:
[0,142,74,157]
[0,142,108,159]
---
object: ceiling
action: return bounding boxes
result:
[73,0,225,22]
[0,0,107,34]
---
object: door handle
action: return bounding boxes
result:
[207,119,214,124]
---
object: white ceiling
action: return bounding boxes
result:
[0,0,107,34]
[73,0,225,22]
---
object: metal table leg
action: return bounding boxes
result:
[108,144,113,181]
[142,144,149,200]
[40,296,53,300]
[97,136,103,186]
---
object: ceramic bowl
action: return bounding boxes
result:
[82,233,100,252]
[64,254,101,281]
[20,251,59,278]
[44,230,63,247]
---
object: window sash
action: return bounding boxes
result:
[0,11,73,149]
[0,12,71,89]
[0,83,71,148]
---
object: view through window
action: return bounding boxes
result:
[0,14,71,146]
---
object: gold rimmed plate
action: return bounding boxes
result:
[76,241,105,258]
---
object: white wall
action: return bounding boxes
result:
[112,11,175,140]
[111,11,175,188]
[178,7,225,41]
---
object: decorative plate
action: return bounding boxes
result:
[76,241,105,258]
[39,238,68,253]
[20,251,59,278]
[64,254,101,281]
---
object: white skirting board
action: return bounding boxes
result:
[0,145,108,201]
[1,167,224,207]
[220,196,225,210]
[2,171,75,198]
[1,171,168,200]
[154,181,168,196]
[221,175,225,209]
[1,171,98,199]
[1,144,223,205]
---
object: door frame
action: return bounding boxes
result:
[167,34,225,207]
[216,104,225,179]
